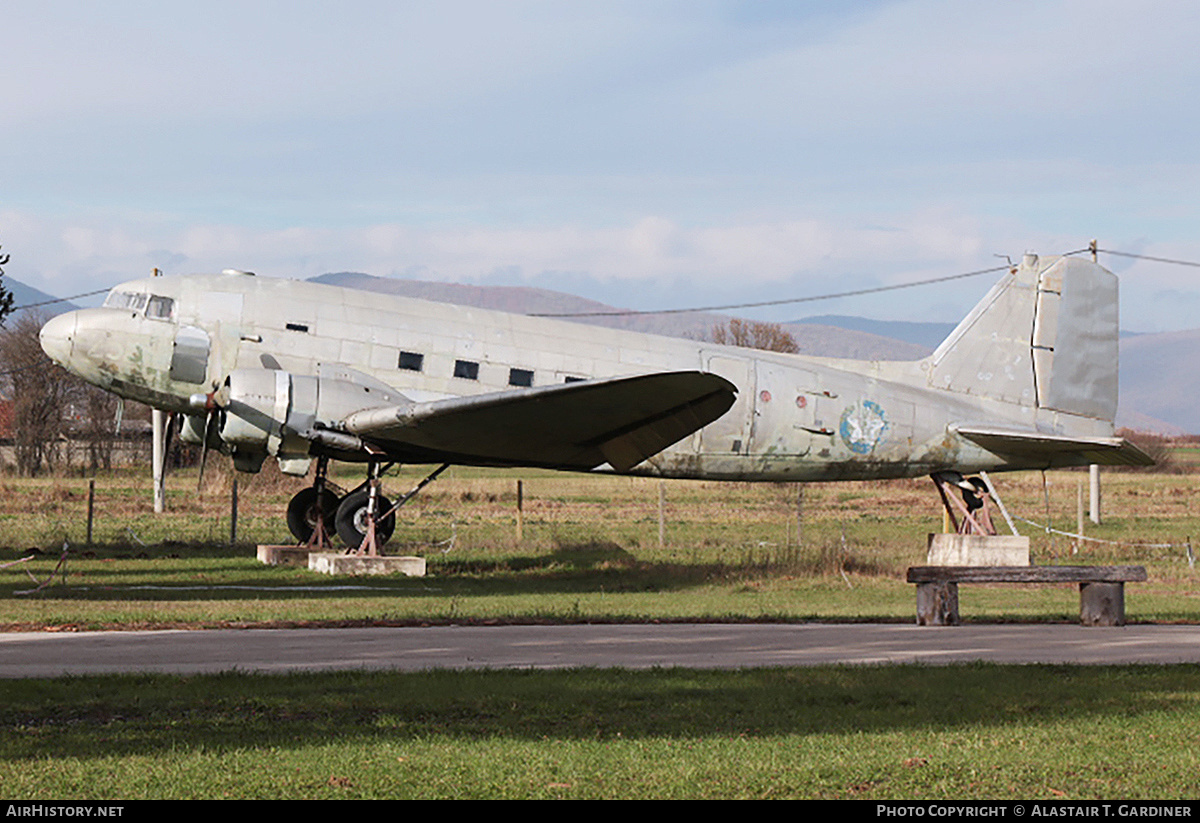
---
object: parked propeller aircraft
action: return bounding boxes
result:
[38,252,1150,550]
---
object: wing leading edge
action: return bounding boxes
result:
[340,371,737,472]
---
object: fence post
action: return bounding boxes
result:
[796,484,804,549]
[230,479,238,545]
[658,481,666,547]
[86,479,95,545]
[516,479,524,543]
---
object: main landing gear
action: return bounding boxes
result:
[285,457,449,555]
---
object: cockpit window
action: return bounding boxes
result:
[105,291,148,312]
[103,290,175,320]
[146,295,175,320]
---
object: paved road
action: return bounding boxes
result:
[3,623,1199,677]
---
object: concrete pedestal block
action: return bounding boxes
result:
[257,545,313,567]
[308,553,426,577]
[927,534,1030,566]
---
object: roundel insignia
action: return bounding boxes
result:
[759,390,771,403]
[839,400,888,454]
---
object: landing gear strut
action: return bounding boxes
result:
[285,459,450,554]
[286,457,339,549]
[338,462,451,555]
[335,462,396,554]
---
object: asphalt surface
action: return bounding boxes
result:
[3,623,1200,677]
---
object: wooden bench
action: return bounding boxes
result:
[906,565,1148,626]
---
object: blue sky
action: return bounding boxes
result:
[4,0,1200,331]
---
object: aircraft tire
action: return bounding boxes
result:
[286,487,340,543]
[334,488,396,549]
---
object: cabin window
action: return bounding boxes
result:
[508,368,534,387]
[564,375,586,383]
[146,295,175,320]
[398,351,424,372]
[286,322,309,333]
[454,359,479,380]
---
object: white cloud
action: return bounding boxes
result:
[0,206,1034,297]
[3,2,1200,332]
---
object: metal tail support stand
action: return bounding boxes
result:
[932,472,997,536]
[929,472,1030,566]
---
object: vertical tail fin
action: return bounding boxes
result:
[926,254,1119,422]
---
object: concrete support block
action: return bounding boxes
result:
[1080,581,1125,627]
[308,553,426,577]
[257,545,312,567]
[916,581,960,626]
[927,534,1030,566]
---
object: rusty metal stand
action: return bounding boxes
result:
[350,460,384,557]
[931,472,996,536]
[345,462,450,557]
[303,456,335,551]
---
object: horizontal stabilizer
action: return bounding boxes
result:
[954,425,1155,467]
[340,371,737,471]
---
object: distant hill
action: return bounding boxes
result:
[1,275,80,324]
[19,269,1185,433]
[1117,329,1200,434]
[793,314,956,351]
[315,272,1200,435]
[310,272,930,361]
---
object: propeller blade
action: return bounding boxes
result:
[197,408,219,492]
[192,379,227,492]
[162,412,175,476]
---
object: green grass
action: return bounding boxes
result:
[3,665,1198,799]
[3,466,1200,799]
[2,465,1198,628]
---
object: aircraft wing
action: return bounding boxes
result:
[338,371,737,472]
[954,425,1155,467]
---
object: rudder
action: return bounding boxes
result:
[926,254,1119,422]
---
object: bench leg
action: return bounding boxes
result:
[916,581,959,626]
[1080,582,1125,627]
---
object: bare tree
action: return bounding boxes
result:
[0,243,15,326]
[0,312,77,475]
[79,383,120,471]
[710,318,800,353]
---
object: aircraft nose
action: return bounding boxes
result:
[39,311,78,366]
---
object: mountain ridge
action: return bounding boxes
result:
[311,271,1196,434]
[4,270,1188,433]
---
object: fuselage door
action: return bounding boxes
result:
[170,325,211,385]
[698,354,755,455]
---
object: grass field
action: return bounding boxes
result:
[3,462,1199,799]
[1,462,1198,628]
[4,665,1199,800]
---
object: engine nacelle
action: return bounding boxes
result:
[178,414,207,446]
[219,369,286,450]
[214,367,409,468]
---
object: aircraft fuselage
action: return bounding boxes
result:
[39,261,1122,482]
